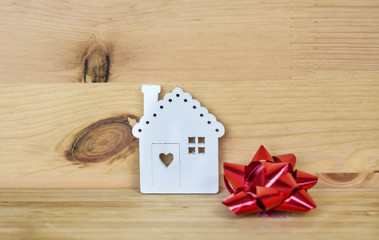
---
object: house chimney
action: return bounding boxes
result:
[141,85,161,115]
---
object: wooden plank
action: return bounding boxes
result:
[0,0,292,83]
[0,189,378,239]
[0,82,378,188]
[0,0,378,83]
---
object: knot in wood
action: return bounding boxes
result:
[67,115,138,164]
[83,43,110,83]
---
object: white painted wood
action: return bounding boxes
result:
[152,143,180,190]
[133,85,225,193]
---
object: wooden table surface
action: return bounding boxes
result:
[0,0,378,239]
[0,189,378,240]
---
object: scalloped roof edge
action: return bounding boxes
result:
[132,85,225,138]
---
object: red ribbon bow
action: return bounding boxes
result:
[223,145,318,215]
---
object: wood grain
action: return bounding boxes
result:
[0,0,378,188]
[0,2,378,238]
[0,0,378,83]
[0,82,378,188]
[316,173,379,188]
[0,189,378,239]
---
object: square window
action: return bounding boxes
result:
[188,137,196,144]
[198,137,205,144]
[198,147,205,154]
[188,147,196,154]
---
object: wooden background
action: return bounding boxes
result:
[0,0,378,189]
[0,0,378,239]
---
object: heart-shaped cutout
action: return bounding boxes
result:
[159,153,174,167]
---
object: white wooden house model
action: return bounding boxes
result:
[132,85,225,193]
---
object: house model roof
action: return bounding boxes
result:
[132,86,225,139]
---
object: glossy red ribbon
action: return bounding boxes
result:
[223,145,318,215]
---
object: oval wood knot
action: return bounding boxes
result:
[323,173,359,182]
[66,115,138,164]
